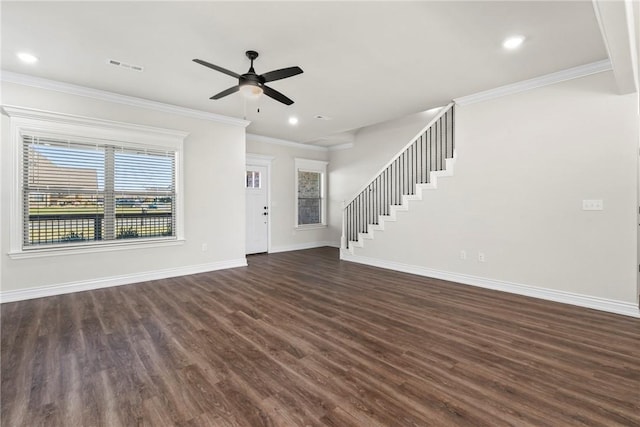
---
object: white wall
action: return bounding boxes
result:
[245,138,332,252]
[346,71,639,307]
[1,82,247,296]
[328,108,442,242]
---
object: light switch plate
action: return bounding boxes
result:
[582,199,603,211]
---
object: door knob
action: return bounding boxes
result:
[263,206,268,210]
[263,212,268,216]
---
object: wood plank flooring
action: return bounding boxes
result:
[2,247,639,426]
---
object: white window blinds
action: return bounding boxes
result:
[23,135,176,247]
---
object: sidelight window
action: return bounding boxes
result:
[295,158,328,228]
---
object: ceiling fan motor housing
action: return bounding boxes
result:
[242,51,264,89]
[240,73,264,89]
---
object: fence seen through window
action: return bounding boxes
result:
[23,136,176,247]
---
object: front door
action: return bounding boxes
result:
[246,165,268,254]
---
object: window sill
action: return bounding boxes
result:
[295,224,327,231]
[8,238,185,259]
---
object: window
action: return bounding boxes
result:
[295,158,328,228]
[5,106,186,255]
[23,136,175,247]
[298,171,322,224]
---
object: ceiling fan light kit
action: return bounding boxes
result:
[239,83,263,99]
[193,50,303,105]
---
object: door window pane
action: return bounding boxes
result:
[246,171,261,188]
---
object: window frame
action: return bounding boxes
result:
[294,158,328,229]
[4,106,188,258]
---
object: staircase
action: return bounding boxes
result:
[341,103,456,254]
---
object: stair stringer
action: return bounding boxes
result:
[345,155,457,255]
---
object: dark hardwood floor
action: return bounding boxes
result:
[2,247,639,426]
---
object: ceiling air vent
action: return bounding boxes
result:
[107,59,144,72]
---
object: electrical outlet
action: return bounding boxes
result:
[582,199,603,210]
[201,243,208,252]
[478,252,485,262]
[460,250,467,260]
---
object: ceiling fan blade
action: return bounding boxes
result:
[261,66,303,83]
[263,85,294,105]
[193,59,241,79]
[210,85,240,99]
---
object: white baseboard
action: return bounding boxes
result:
[269,241,340,254]
[340,251,640,318]
[0,258,247,303]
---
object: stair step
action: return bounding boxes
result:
[369,224,384,232]
[344,154,457,253]
[416,183,437,191]
[390,205,409,213]
[403,194,421,202]
[349,240,364,248]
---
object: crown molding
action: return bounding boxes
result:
[246,133,328,152]
[592,0,638,94]
[1,105,190,143]
[1,70,250,128]
[454,60,613,106]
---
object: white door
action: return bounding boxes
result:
[246,165,268,254]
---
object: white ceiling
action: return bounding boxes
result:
[1,1,608,145]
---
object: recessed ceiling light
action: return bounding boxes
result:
[17,52,38,64]
[288,116,299,125]
[503,35,525,50]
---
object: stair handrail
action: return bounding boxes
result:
[342,102,455,208]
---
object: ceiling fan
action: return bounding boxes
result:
[193,50,303,105]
